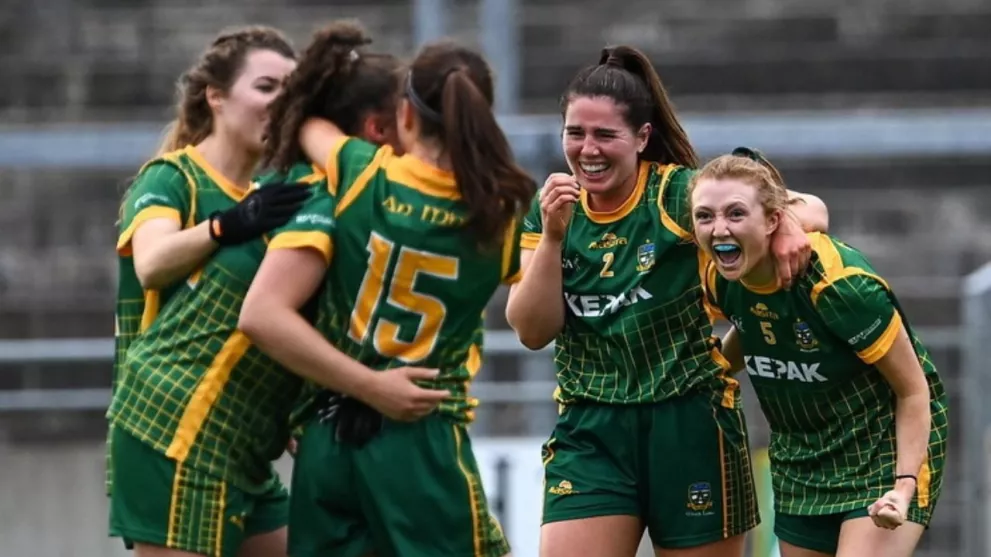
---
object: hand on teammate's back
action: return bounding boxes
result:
[770,211,812,289]
[362,367,449,422]
[209,182,313,246]
[540,173,580,242]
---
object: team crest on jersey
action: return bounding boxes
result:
[588,232,628,250]
[687,482,713,512]
[793,320,819,352]
[636,240,655,273]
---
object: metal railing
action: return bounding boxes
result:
[0,327,960,411]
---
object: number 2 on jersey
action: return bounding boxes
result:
[348,232,459,363]
[600,252,615,278]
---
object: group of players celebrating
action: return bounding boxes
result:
[107,17,948,557]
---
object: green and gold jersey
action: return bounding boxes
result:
[704,232,949,515]
[268,137,523,423]
[109,148,322,492]
[114,155,203,396]
[109,149,204,495]
[520,162,734,406]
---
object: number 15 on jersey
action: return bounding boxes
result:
[348,232,460,363]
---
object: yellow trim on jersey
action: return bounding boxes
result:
[717,421,729,538]
[335,146,393,216]
[299,166,326,185]
[917,460,931,507]
[581,160,653,224]
[453,425,484,557]
[324,137,350,195]
[140,291,160,332]
[719,376,739,409]
[116,206,182,255]
[520,232,541,250]
[186,268,204,289]
[158,152,199,229]
[740,276,780,295]
[466,343,483,379]
[699,253,727,321]
[501,218,519,284]
[857,311,903,365]
[656,164,693,241]
[214,481,227,557]
[166,332,252,462]
[503,270,523,285]
[268,231,334,265]
[166,460,185,548]
[542,437,556,467]
[696,253,735,406]
[386,154,459,200]
[184,145,248,202]
[129,153,198,228]
[797,233,891,305]
[811,267,890,305]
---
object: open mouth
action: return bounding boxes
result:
[579,161,610,178]
[713,243,742,266]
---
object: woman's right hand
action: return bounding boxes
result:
[540,173,580,242]
[360,367,450,422]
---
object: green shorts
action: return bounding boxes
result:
[108,427,289,557]
[774,510,869,554]
[289,413,509,557]
[775,484,939,554]
[541,390,759,549]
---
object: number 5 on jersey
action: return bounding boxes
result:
[760,321,776,345]
[348,232,460,363]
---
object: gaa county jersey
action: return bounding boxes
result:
[268,137,525,423]
[109,150,201,494]
[704,232,948,515]
[109,149,323,492]
[520,162,735,407]
[114,154,203,399]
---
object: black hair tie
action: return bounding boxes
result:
[405,69,443,123]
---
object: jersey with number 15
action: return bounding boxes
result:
[269,138,523,423]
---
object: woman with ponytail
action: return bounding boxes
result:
[239,37,536,557]
[505,46,830,557]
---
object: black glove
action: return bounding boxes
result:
[208,183,312,246]
[316,392,383,448]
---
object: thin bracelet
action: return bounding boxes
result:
[895,474,918,483]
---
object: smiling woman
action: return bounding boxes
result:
[505,44,830,557]
[691,153,791,285]
[691,152,948,557]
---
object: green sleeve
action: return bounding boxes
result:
[519,190,543,250]
[324,137,386,202]
[814,273,901,365]
[660,166,696,236]
[267,187,337,264]
[116,162,193,255]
